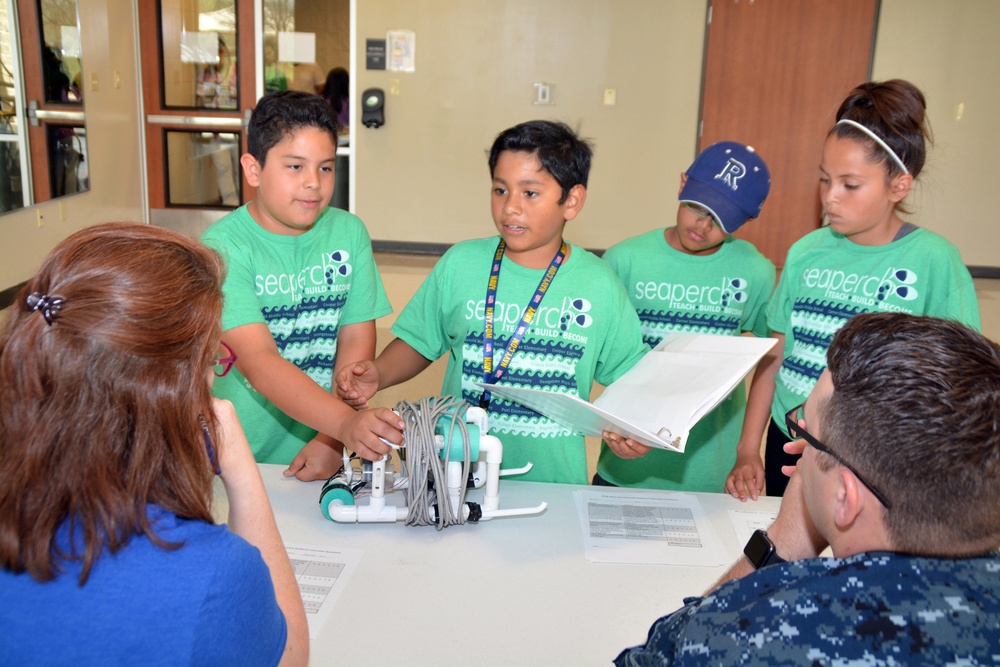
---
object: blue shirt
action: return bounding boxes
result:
[0,506,287,666]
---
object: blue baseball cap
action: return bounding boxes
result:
[678,141,770,234]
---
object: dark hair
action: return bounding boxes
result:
[487,120,593,204]
[247,89,339,164]
[0,222,225,584]
[830,79,931,180]
[322,67,349,116]
[823,312,1000,555]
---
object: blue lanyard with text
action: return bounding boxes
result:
[481,238,568,409]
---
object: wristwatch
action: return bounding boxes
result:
[743,529,787,569]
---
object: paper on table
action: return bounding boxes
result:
[573,488,729,566]
[478,333,777,452]
[728,508,779,552]
[286,543,363,639]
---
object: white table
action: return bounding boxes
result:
[249,464,781,666]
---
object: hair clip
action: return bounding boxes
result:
[26,291,65,326]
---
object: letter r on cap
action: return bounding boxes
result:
[715,159,746,190]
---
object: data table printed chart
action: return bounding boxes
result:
[574,489,728,566]
[285,543,363,638]
[588,502,703,547]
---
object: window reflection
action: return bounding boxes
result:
[0,141,24,213]
[162,0,238,110]
[0,0,25,213]
[165,130,240,207]
[46,123,85,196]
[37,0,82,105]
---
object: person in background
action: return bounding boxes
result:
[726,79,981,500]
[201,90,403,482]
[290,61,326,95]
[337,120,649,484]
[596,141,776,492]
[617,312,1000,665]
[323,67,350,131]
[0,222,308,666]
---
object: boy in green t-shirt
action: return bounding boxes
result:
[596,141,778,492]
[202,91,403,482]
[337,120,648,484]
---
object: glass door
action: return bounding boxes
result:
[138,0,351,231]
[138,0,255,232]
[4,0,89,211]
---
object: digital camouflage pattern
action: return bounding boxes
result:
[616,551,1000,666]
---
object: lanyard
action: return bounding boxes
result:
[481,238,568,408]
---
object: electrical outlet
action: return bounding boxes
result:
[37,208,43,227]
[388,78,400,96]
[534,82,553,105]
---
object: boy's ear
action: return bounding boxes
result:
[562,184,587,221]
[888,173,913,203]
[677,172,688,197]
[240,153,262,188]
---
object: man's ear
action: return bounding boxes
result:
[677,173,688,197]
[240,153,261,188]
[562,184,587,222]
[888,173,913,203]
[833,467,863,529]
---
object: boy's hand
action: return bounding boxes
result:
[284,437,344,482]
[336,361,380,409]
[725,450,766,502]
[603,431,651,459]
[340,407,405,461]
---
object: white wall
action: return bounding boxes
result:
[872,0,1000,268]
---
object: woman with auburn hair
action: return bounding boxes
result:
[0,222,308,666]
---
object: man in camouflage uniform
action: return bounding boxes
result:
[616,312,1000,665]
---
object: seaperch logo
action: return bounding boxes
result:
[255,249,353,301]
[632,276,748,314]
[468,296,594,342]
[802,265,919,309]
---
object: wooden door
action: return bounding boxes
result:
[699,0,879,268]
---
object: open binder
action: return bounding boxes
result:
[477,333,778,453]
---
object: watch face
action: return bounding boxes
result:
[743,529,775,568]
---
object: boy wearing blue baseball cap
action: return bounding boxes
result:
[595,141,777,492]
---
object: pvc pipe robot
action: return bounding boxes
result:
[319,407,547,524]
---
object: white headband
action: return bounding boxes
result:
[836,119,909,175]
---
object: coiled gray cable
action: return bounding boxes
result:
[399,396,471,530]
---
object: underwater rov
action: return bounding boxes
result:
[319,397,547,528]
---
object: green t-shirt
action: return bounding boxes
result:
[767,226,981,435]
[392,236,648,484]
[598,229,776,491]
[202,205,392,464]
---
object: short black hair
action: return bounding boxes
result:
[246,90,338,164]
[487,120,593,204]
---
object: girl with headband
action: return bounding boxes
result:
[725,79,981,500]
[0,223,308,665]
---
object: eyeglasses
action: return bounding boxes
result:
[682,201,722,230]
[213,341,237,377]
[785,403,892,509]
